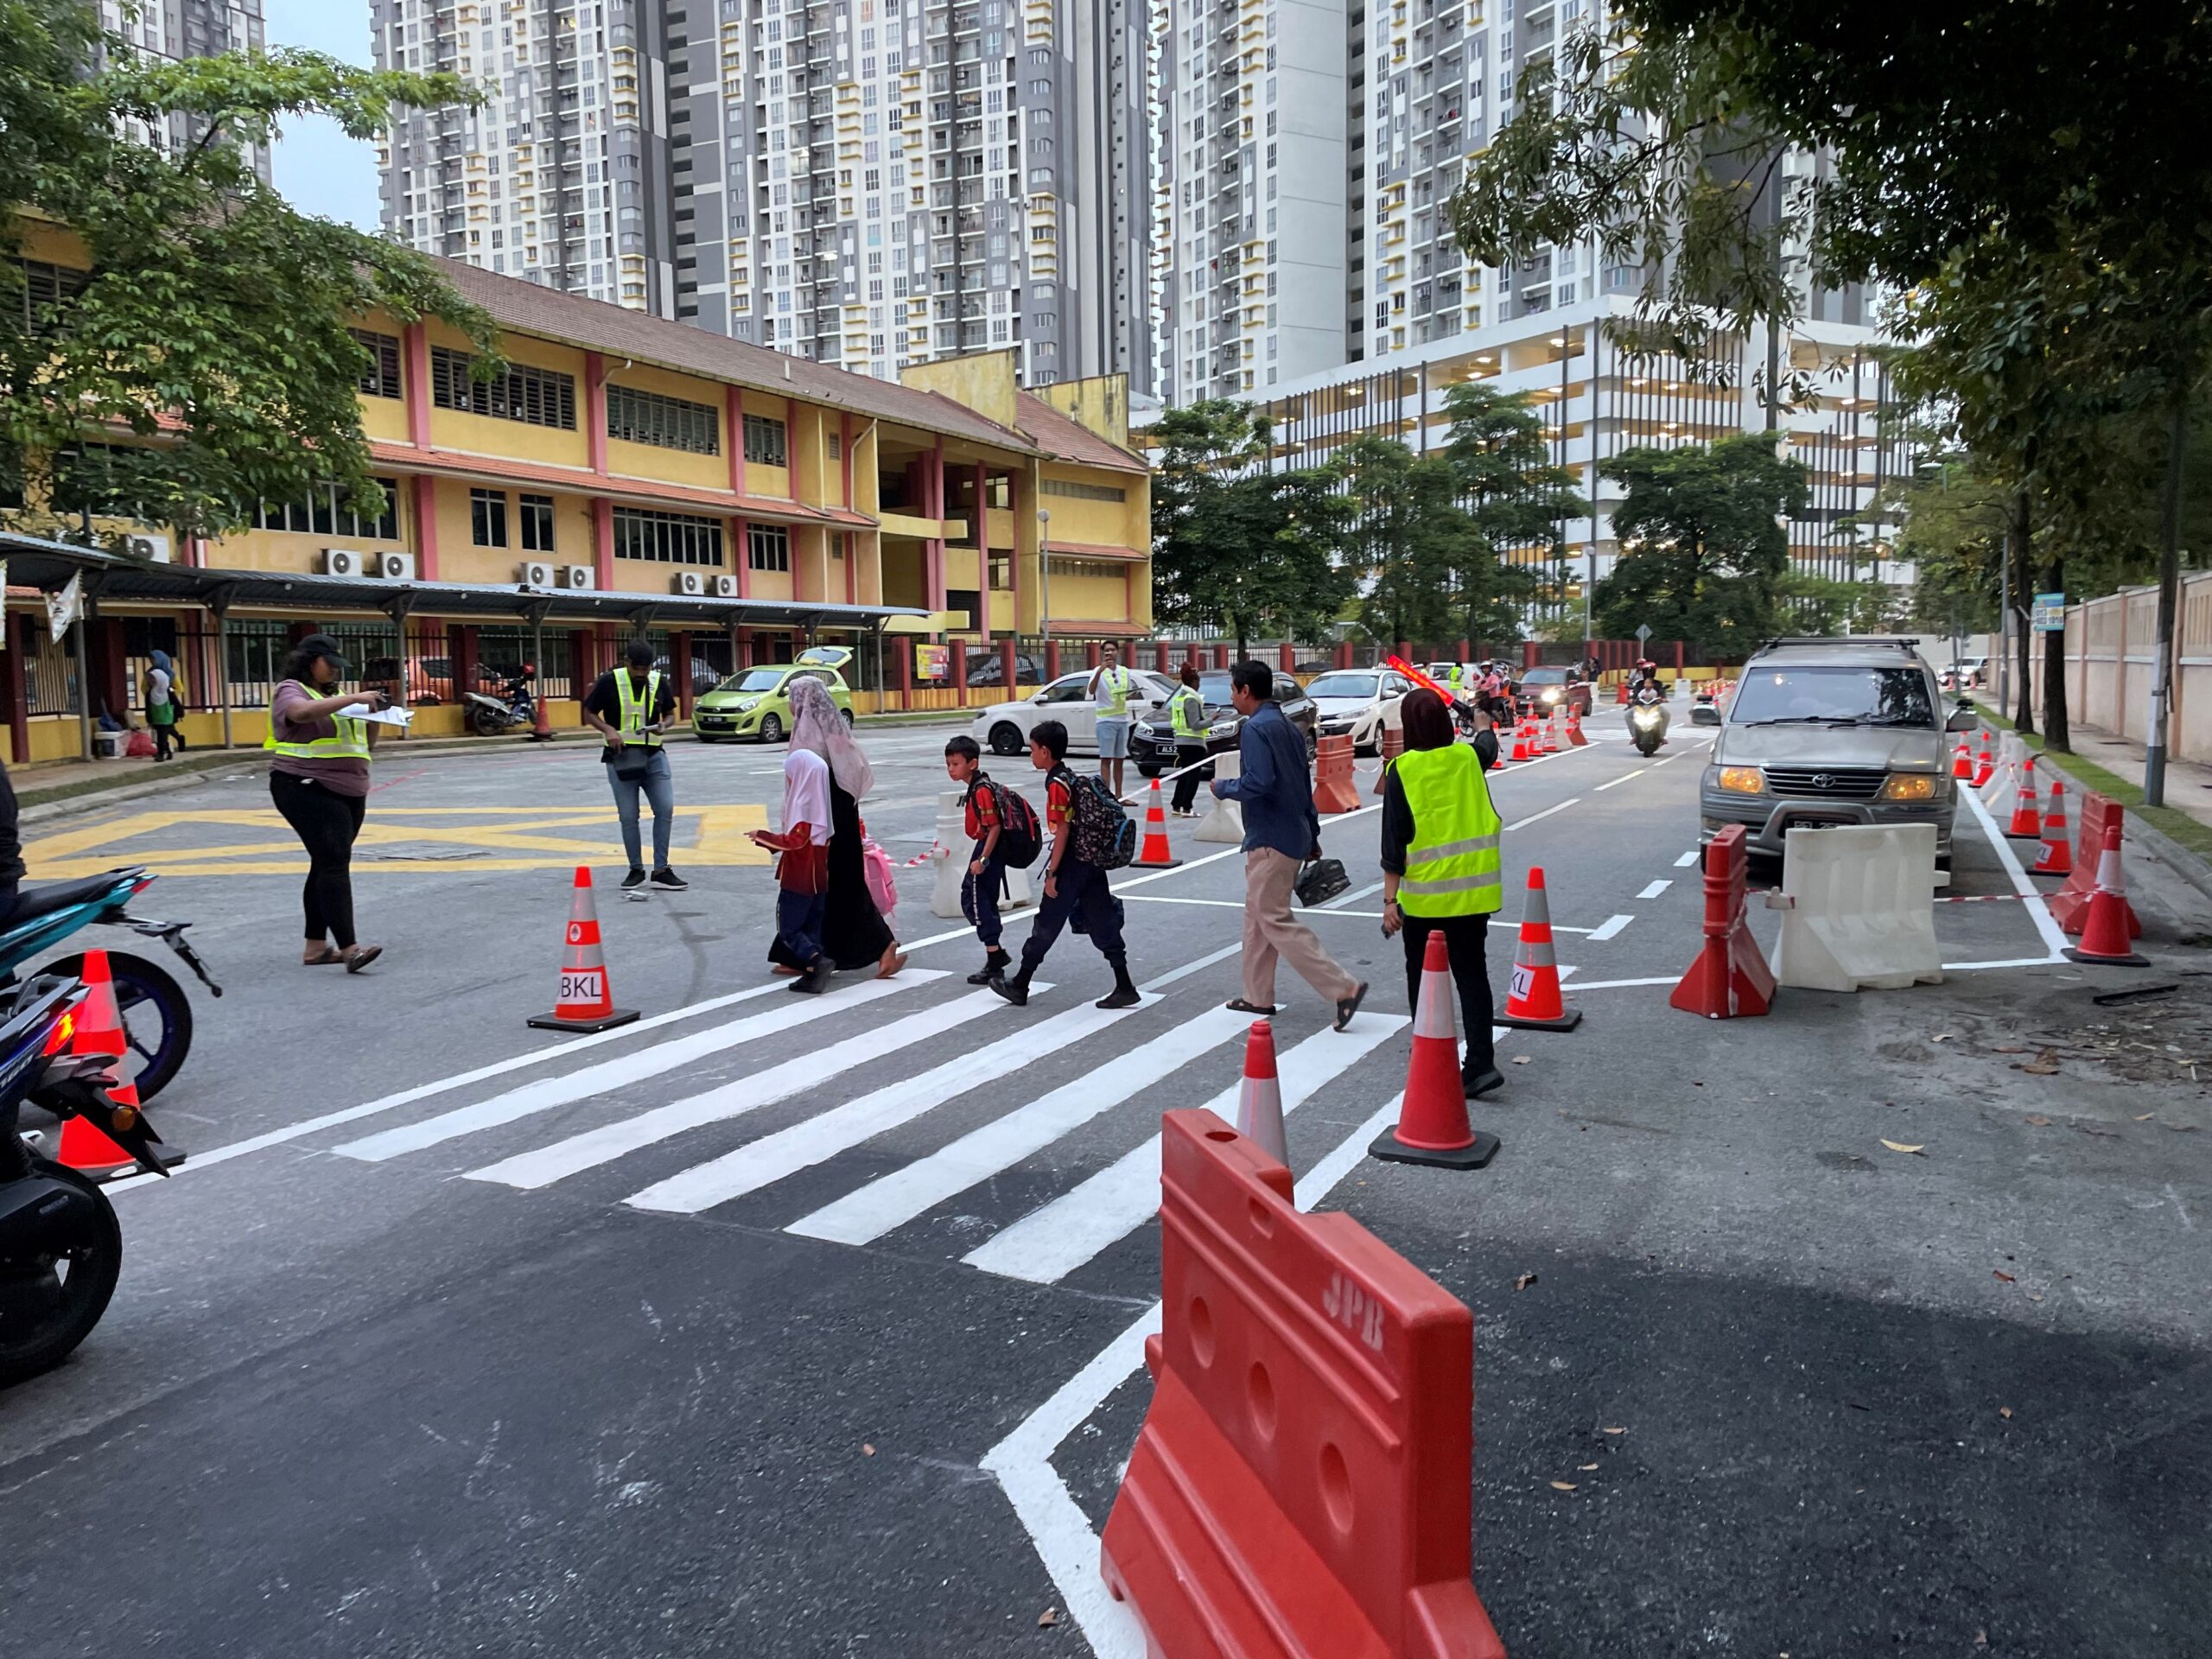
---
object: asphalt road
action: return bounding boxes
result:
[2,709,2207,1658]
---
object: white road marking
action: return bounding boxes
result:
[467,987,1010,1190]
[1961,780,2069,959]
[1637,879,1673,900]
[1594,768,1649,791]
[620,945,1243,1215]
[1503,798,1580,832]
[1675,849,1702,868]
[333,974,944,1162]
[1323,879,1386,909]
[785,1006,1255,1245]
[962,1014,1407,1283]
[1560,975,1680,990]
[978,1093,1407,1659]
[1586,913,1635,942]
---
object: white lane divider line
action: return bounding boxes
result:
[467,986,1012,1191]
[1636,879,1673,900]
[334,973,944,1162]
[1961,779,2069,960]
[786,1006,1255,1246]
[1586,913,1635,942]
[1503,798,1580,832]
[962,1014,1408,1284]
[1594,768,1649,791]
[979,1092,1408,1659]
[621,945,1243,1216]
[1675,849,1702,868]
[1323,878,1387,909]
[1563,975,1681,990]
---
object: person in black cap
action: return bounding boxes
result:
[265,632,388,970]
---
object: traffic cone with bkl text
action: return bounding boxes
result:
[529,867,640,1032]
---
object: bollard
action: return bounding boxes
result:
[929,788,968,919]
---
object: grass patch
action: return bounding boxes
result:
[1973,704,2212,864]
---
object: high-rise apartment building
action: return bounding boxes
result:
[373,0,1149,391]
[96,0,270,180]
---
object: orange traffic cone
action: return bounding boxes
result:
[529,867,640,1031]
[1540,708,1560,753]
[1565,705,1587,747]
[1970,732,1995,788]
[2006,757,2043,837]
[1616,679,1630,705]
[1369,929,1499,1170]
[1134,779,1181,868]
[1950,731,1974,779]
[1509,719,1532,763]
[2063,817,2149,966]
[1234,1019,1287,1167]
[2033,781,2072,876]
[55,950,181,1179]
[1497,867,1582,1031]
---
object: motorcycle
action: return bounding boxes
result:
[461,665,537,738]
[0,868,220,1105]
[1626,685,1671,756]
[1,975,177,1388]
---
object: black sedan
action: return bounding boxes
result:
[1129,669,1319,778]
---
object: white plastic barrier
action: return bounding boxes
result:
[929,787,1033,919]
[1192,749,1244,845]
[1980,732,2027,816]
[1770,823,1945,993]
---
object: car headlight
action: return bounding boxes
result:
[1541,688,1561,704]
[732,698,760,713]
[1206,720,1239,737]
[1877,773,1938,803]
[1134,723,1160,739]
[1716,766,1765,795]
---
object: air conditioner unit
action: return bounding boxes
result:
[672,570,705,596]
[517,560,555,588]
[374,552,416,581]
[713,574,740,598]
[559,564,596,590]
[126,533,172,564]
[320,548,362,577]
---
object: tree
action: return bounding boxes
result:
[1593,435,1808,658]
[1338,434,1460,650]
[0,1,499,546]
[1440,383,1583,647]
[1147,399,1354,656]
[1887,455,2008,646]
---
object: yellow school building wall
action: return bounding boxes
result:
[602,359,732,493]
[420,318,589,470]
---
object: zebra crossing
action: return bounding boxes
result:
[312,944,1419,1289]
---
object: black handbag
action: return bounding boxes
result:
[1294,856,1350,907]
[611,744,656,783]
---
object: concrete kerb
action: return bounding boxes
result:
[2027,750,2212,912]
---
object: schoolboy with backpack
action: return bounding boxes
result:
[988,719,1140,1010]
[944,734,1043,983]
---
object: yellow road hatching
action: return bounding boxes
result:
[24,805,772,879]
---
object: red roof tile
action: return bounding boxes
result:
[1013,392,1149,474]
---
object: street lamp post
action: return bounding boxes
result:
[1037,507,1052,669]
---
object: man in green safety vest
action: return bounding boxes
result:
[583,636,686,893]
[1166,664,1210,816]
[1088,641,1135,798]
[1378,687,1505,1097]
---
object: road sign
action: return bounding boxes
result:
[1635,624,1653,645]
[2031,593,2066,632]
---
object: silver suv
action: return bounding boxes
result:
[1698,638,1978,859]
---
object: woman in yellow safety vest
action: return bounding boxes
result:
[1378,687,1504,1097]
[264,632,388,971]
[1166,664,1210,817]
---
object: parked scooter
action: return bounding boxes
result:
[461,664,537,737]
[0,976,177,1387]
[1626,683,1670,756]
[0,868,219,1105]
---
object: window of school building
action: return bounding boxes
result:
[607,385,720,454]
[430,347,577,430]
[742,412,788,467]
[253,477,403,541]
[747,523,791,572]
[613,506,724,566]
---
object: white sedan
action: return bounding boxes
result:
[969,668,1179,757]
[1304,666,1414,754]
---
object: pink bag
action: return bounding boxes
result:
[861,839,899,918]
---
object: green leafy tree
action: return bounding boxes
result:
[1338,434,1461,650]
[1147,399,1353,656]
[1593,434,1808,658]
[0,0,500,546]
[1440,382,1585,646]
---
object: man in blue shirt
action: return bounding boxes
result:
[1211,661,1368,1029]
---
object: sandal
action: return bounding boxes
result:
[771,963,804,977]
[302,947,345,966]
[341,944,383,974]
[1224,998,1277,1015]
[876,949,909,980]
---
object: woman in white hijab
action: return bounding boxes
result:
[771,676,905,979]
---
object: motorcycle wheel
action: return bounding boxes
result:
[0,1160,122,1389]
[1634,734,1662,757]
[470,704,505,737]
[37,951,194,1104]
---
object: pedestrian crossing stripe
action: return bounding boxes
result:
[313,949,1418,1289]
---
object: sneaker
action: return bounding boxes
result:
[967,950,1011,986]
[1096,982,1141,1010]
[988,973,1028,1007]
[790,960,831,995]
[1463,1067,1505,1100]
[650,867,689,891]
[620,868,648,891]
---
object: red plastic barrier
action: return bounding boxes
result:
[2045,790,2142,939]
[1101,1110,1506,1659]
[1669,825,1775,1019]
[1312,732,1362,814]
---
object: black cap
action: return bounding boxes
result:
[297,632,351,674]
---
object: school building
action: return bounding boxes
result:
[1,222,1153,762]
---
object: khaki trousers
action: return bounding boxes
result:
[1242,847,1359,1008]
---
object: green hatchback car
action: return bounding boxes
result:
[692,653,855,743]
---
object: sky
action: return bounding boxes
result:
[263,0,384,232]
